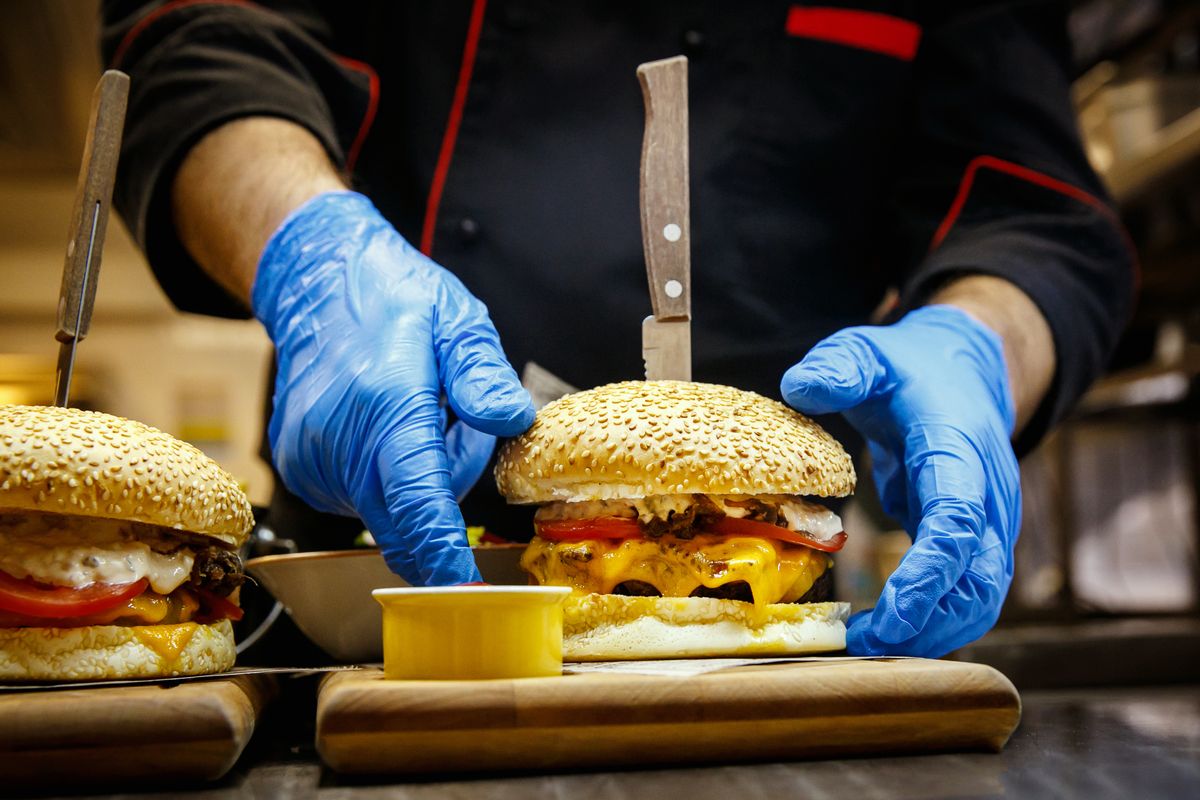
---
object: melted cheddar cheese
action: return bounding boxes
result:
[134,622,199,663]
[114,593,171,625]
[34,587,203,628]
[521,534,829,605]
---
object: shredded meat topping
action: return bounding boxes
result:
[188,547,244,597]
[726,497,796,527]
[641,494,724,539]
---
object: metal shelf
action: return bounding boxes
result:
[1104,105,1200,205]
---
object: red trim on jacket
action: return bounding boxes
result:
[930,155,1139,287]
[336,56,379,174]
[785,6,921,61]
[111,0,379,176]
[420,0,488,256]
[111,0,257,68]
[932,155,1119,248]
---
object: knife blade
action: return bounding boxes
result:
[641,316,691,384]
[637,56,691,382]
[54,70,129,407]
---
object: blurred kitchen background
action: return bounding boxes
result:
[1,1,1197,682]
[0,0,274,506]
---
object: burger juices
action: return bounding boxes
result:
[0,405,252,681]
[497,380,855,660]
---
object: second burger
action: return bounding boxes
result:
[496,380,855,660]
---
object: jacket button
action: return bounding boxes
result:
[458,217,481,243]
[682,29,705,56]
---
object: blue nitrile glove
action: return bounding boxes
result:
[252,191,535,585]
[781,305,1020,657]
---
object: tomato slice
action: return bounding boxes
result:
[535,514,847,552]
[706,516,848,552]
[536,517,643,541]
[0,571,149,618]
[193,588,244,623]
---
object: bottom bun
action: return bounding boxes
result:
[0,620,236,681]
[563,594,850,661]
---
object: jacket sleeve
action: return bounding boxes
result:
[887,1,1136,453]
[100,0,376,317]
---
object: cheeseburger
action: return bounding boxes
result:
[496,381,854,660]
[0,405,252,680]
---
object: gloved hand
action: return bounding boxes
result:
[252,191,535,585]
[781,305,1020,657]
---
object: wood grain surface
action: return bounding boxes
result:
[0,674,276,788]
[316,658,1021,775]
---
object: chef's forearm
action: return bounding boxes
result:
[930,275,1056,435]
[171,117,347,305]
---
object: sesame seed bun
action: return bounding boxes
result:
[563,594,849,660]
[0,405,252,548]
[496,381,855,503]
[0,620,235,681]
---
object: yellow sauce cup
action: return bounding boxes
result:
[372,586,571,680]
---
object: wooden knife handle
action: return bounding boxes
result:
[56,70,129,343]
[637,56,690,321]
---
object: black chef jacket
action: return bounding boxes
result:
[102,0,1135,546]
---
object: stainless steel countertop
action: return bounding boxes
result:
[26,684,1200,800]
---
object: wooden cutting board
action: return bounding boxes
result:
[316,658,1020,775]
[0,674,276,788]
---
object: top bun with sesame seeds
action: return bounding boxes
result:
[0,405,252,548]
[495,380,855,504]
